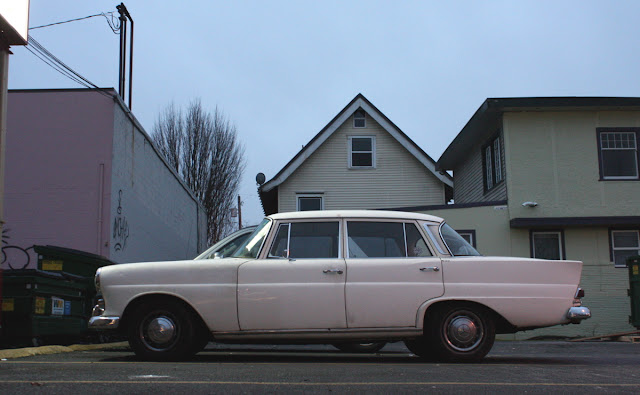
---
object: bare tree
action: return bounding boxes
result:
[152,100,245,244]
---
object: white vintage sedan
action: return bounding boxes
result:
[89,210,590,362]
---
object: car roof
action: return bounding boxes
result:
[268,210,443,223]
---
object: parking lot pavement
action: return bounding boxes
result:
[0,341,639,394]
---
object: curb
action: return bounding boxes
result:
[0,341,129,360]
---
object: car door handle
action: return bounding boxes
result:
[323,269,344,274]
[420,267,440,272]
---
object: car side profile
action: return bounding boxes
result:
[89,210,590,362]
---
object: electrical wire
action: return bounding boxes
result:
[29,12,121,34]
[24,35,116,99]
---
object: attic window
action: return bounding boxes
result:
[354,109,366,128]
[349,136,376,168]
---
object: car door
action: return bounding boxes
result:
[344,220,444,328]
[237,220,347,330]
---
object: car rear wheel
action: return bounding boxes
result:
[406,303,495,362]
[127,299,199,361]
[332,342,386,353]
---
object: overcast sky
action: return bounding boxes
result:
[9,1,640,227]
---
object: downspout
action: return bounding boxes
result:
[96,164,105,256]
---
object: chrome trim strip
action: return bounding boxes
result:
[214,327,422,341]
[566,306,591,324]
[88,316,120,330]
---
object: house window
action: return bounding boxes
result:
[598,129,639,180]
[530,230,565,260]
[297,194,323,211]
[483,134,503,192]
[354,109,366,128]
[456,230,476,248]
[610,230,640,268]
[348,136,376,168]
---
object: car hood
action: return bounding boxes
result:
[99,257,252,287]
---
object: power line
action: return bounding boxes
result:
[24,35,115,100]
[29,12,120,34]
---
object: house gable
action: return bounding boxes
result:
[277,112,447,213]
[259,94,452,215]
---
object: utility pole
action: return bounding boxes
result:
[116,3,134,109]
[237,195,242,230]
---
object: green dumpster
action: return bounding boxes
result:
[34,245,114,278]
[1,270,89,343]
[34,245,115,311]
[629,256,640,329]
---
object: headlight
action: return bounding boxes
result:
[95,268,102,294]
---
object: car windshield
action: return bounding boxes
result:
[440,223,481,256]
[232,218,272,258]
[194,228,254,260]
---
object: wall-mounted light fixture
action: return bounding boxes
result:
[522,201,538,207]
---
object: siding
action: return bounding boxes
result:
[278,113,445,212]
[453,131,507,204]
[504,110,640,219]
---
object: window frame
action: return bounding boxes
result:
[456,229,477,248]
[296,194,324,211]
[353,109,366,128]
[530,229,566,260]
[348,135,376,169]
[482,132,504,193]
[267,220,342,260]
[597,128,640,181]
[345,220,434,259]
[609,229,640,268]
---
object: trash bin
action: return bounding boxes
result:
[629,256,640,329]
[1,269,89,344]
[34,245,114,278]
[34,245,115,313]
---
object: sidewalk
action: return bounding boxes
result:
[0,341,128,360]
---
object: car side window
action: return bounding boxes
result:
[347,222,432,258]
[406,223,432,257]
[347,222,405,258]
[269,222,339,259]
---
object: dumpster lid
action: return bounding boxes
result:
[33,245,115,266]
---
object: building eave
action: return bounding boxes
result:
[437,97,640,171]
[510,216,640,229]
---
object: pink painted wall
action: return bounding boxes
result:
[3,89,114,269]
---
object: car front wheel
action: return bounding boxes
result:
[127,299,199,361]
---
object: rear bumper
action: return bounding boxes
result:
[566,306,591,324]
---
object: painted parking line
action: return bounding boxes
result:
[0,380,637,387]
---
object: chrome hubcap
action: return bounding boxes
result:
[444,311,483,352]
[146,316,176,346]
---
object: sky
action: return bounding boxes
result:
[8,0,640,228]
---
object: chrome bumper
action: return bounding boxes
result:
[88,315,120,329]
[88,300,120,329]
[566,306,591,324]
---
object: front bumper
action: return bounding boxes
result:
[88,299,120,330]
[88,315,120,329]
[566,306,591,324]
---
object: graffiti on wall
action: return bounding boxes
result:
[113,190,130,251]
[1,227,35,269]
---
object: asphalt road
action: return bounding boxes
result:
[1,341,639,394]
